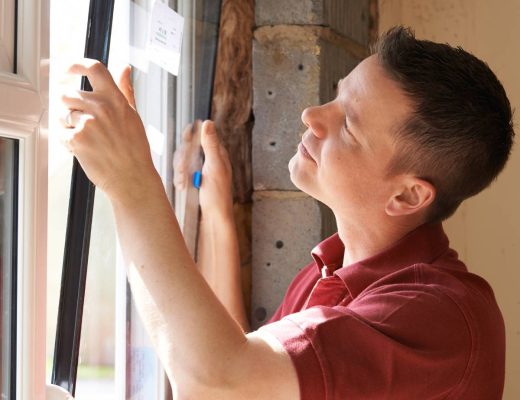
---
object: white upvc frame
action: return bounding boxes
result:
[0,0,48,398]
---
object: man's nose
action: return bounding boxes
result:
[301,105,327,139]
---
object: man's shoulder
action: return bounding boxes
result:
[413,258,499,306]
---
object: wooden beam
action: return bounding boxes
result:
[211,0,254,315]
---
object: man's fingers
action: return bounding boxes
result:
[117,65,137,109]
[193,119,202,137]
[173,148,189,190]
[59,109,84,129]
[67,58,118,92]
[173,120,207,191]
[200,120,220,152]
[56,121,87,152]
[173,171,187,190]
[60,90,92,111]
[56,127,75,151]
[181,123,194,143]
[173,147,188,172]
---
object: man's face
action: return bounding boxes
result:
[289,55,414,218]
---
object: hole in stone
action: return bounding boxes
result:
[266,262,271,267]
[266,89,275,98]
[298,63,304,71]
[275,240,284,249]
[269,141,276,147]
[255,307,267,322]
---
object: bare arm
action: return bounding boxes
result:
[59,60,297,399]
[198,210,250,331]
[174,122,250,331]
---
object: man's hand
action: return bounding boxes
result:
[174,120,234,219]
[173,120,202,191]
[59,58,159,200]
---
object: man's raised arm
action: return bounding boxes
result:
[173,121,250,332]
[58,59,299,399]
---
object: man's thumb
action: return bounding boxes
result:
[117,65,137,109]
[200,120,220,153]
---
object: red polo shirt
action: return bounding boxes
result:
[259,223,505,399]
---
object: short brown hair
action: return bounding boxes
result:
[373,27,515,222]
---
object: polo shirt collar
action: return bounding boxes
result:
[311,223,451,298]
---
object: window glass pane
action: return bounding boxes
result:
[74,191,116,400]
[1,137,18,399]
[0,0,16,73]
[48,124,117,398]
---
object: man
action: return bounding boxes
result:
[60,27,513,399]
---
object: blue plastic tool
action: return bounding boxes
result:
[192,170,202,189]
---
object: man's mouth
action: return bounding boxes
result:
[299,142,316,163]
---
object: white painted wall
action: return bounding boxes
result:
[379,1,520,398]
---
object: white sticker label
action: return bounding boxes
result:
[147,1,184,75]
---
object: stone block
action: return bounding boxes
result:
[256,0,372,46]
[319,33,362,104]
[252,26,320,191]
[256,0,323,26]
[253,25,361,191]
[251,191,323,329]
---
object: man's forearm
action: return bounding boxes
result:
[198,211,250,332]
[110,175,247,392]
[59,61,299,399]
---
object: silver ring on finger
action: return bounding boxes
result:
[65,110,76,129]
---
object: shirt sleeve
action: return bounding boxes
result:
[259,284,472,400]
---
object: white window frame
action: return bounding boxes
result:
[0,0,48,398]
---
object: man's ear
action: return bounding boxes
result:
[385,177,436,217]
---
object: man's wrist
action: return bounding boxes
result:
[200,204,235,225]
[108,169,165,208]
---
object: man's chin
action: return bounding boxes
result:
[288,153,297,172]
[289,166,312,195]
[288,156,299,184]
[289,156,323,198]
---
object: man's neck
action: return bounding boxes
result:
[336,215,423,267]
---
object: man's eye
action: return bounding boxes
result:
[343,119,356,142]
[344,119,350,133]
